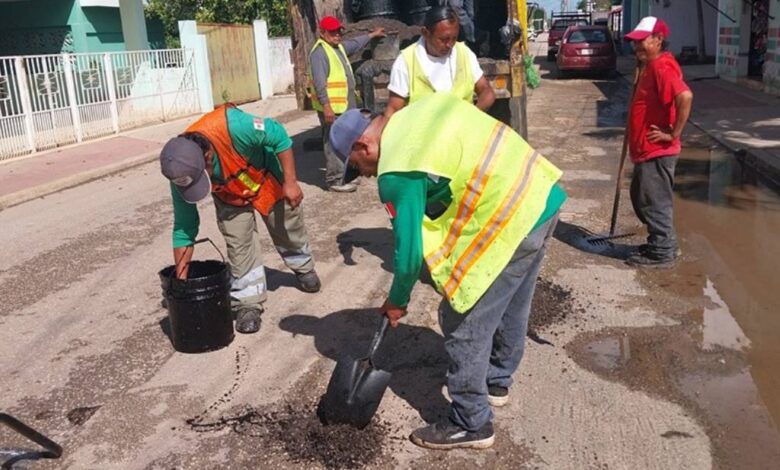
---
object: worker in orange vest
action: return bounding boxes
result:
[160,104,320,334]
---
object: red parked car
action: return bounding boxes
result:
[556,25,617,77]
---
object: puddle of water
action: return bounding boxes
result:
[674,146,780,425]
[582,335,631,370]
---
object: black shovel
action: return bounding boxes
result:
[317,317,391,429]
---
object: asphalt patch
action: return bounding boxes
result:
[187,403,388,470]
[66,405,101,426]
[529,277,581,334]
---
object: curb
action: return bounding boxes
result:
[0,149,160,211]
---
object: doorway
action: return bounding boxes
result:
[748,0,769,79]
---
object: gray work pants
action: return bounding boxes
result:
[213,196,315,311]
[439,212,559,431]
[317,112,347,187]
[630,155,678,260]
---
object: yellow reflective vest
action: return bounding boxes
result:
[308,39,352,114]
[378,94,562,313]
[401,41,475,104]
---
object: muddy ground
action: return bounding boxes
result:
[2,34,780,469]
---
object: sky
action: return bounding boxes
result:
[533,0,578,16]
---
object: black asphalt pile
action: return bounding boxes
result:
[187,402,389,469]
[345,18,421,48]
[529,278,578,333]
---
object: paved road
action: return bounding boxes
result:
[0,38,750,469]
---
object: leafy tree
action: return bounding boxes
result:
[146,0,290,48]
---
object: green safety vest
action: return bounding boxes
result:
[401,41,475,104]
[379,94,562,313]
[308,39,352,113]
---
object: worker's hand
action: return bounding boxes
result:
[323,104,336,125]
[380,299,407,328]
[283,180,304,209]
[369,27,387,39]
[646,125,674,143]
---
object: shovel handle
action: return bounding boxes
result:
[368,316,390,360]
[0,413,63,459]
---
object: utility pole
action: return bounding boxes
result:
[560,0,568,12]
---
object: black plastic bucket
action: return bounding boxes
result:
[159,260,234,353]
[353,0,399,21]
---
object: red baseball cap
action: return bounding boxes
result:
[625,16,670,41]
[319,16,344,32]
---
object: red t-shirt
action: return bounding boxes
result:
[628,52,690,163]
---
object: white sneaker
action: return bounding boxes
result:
[328,183,357,193]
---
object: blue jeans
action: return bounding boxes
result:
[438,212,559,431]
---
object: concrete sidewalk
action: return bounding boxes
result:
[617,56,780,181]
[0,95,304,210]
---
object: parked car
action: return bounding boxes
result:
[547,11,591,61]
[556,25,617,77]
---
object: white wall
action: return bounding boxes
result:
[649,1,717,56]
[269,37,294,95]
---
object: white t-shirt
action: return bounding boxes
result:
[388,38,484,98]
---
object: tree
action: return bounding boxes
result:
[146,0,290,48]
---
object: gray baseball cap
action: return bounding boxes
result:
[329,108,373,184]
[160,136,212,204]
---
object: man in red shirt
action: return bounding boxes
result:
[625,17,693,268]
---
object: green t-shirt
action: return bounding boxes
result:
[378,172,566,307]
[170,108,293,248]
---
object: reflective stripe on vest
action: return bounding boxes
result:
[401,41,475,104]
[185,105,284,216]
[308,39,352,113]
[378,94,562,313]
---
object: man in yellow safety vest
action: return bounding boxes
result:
[384,6,494,119]
[329,93,566,450]
[308,16,384,192]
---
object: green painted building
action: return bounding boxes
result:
[0,0,165,56]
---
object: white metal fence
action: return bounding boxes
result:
[0,49,200,161]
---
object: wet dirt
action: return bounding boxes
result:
[568,141,780,469]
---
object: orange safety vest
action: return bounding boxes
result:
[185,104,284,216]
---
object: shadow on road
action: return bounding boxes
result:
[290,127,329,190]
[553,220,635,260]
[336,228,394,272]
[279,309,451,424]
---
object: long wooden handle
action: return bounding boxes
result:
[609,66,640,236]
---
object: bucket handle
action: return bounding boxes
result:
[0,412,63,459]
[367,316,389,366]
[193,237,226,263]
[168,238,226,281]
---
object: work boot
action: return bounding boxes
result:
[296,270,321,293]
[410,420,495,450]
[626,253,676,269]
[635,244,682,258]
[487,385,509,407]
[328,183,357,193]
[235,306,262,334]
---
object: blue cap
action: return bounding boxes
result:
[329,108,373,184]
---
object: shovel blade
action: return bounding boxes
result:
[317,355,392,429]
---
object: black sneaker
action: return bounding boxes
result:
[410,420,495,450]
[296,270,321,293]
[487,385,509,407]
[235,306,262,334]
[635,244,682,258]
[626,253,676,269]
